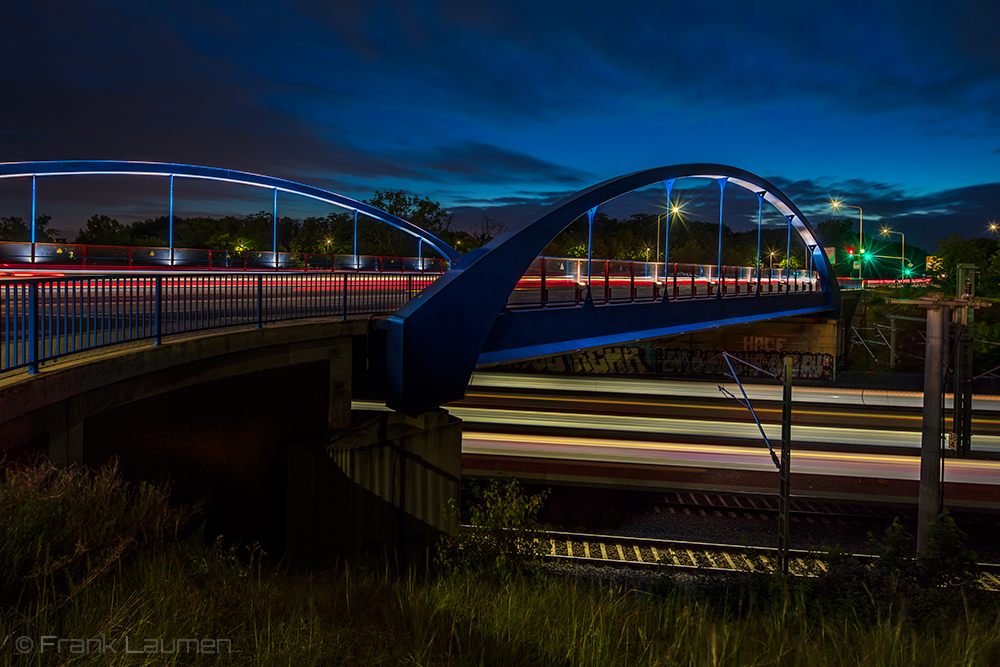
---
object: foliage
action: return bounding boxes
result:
[803,512,981,618]
[2,460,998,666]
[918,510,980,587]
[287,212,353,254]
[74,214,131,246]
[436,478,549,578]
[0,458,191,610]
[934,233,1000,298]
[0,214,60,243]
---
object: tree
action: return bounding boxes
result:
[288,212,352,254]
[0,215,60,243]
[468,215,507,248]
[74,215,130,246]
[126,216,167,247]
[362,190,455,257]
[934,234,999,298]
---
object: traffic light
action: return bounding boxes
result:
[847,247,854,257]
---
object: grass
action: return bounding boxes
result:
[1,462,999,665]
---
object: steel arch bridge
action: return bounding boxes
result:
[387,164,840,413]
[0,160,462,264]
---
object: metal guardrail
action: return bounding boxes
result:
[0,272,438,374]
[0,241,450,274]
[508,256,821,307]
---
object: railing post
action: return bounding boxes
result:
[154,276,163,345]
[540,258,548,306]
[407,274,413,300]
[256,274,263,329]
[341,273,348,320]
[722,265,727,296]
[691,270,695,298]
[27,281,39,374]
[629,261,635,302]
[673,263,678,300]
[604,260,610,303]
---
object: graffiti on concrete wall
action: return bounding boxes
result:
[652,348,834,380]
[499,345,834,380]
[500,346,652,374]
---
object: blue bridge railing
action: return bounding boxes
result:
[1,271,438,374]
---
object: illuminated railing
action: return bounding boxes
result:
[0,272,437,374]
[507,256,821,307]
[0,241,449,274]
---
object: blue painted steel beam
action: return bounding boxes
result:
[387,164,840,414]
[0,160,461,264]
[479,293,831,365]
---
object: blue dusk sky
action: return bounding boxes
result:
[1,1,998,251]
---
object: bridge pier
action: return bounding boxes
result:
[286,408,461,570]
[0,319,459,567]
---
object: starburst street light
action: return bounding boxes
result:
[831,199,864,278]
[656,203,683,263]
[880,226,906,278]
[989,221,998,236]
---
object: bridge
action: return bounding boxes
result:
[386,164,838,412]
[0,160,838,564]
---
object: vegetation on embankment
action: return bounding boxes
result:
[1,462,998,666]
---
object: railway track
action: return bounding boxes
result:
[654,490,1000,526]
[657,490,915,524]
[532,529,1000,590]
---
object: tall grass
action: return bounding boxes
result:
[1,461,998,666]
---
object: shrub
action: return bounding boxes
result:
[436,478,549,578]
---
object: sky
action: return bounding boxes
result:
[1,1,998,252]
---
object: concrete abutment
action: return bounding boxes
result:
[0,318,461,567]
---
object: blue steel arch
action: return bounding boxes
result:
[387,164,840,413]
[0,160,462,263]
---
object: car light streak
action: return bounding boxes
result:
[437,406,1000,452]
[469,372,1000,412]
[353,400,1000,453]
[460,391,963,426]
[462,432,1000,485]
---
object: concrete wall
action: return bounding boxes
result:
[286,408,462,570]
[496,315,844,381]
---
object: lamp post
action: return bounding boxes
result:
[656,205,680,263]
[656,213,667,263]
[880,227,905,279]
[831,200,863,278]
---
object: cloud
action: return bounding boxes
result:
[410,142,592,185]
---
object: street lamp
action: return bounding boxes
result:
[831,199,864,278]
[989,221,998,236]
[880,227,905,279]
[656,205,681,263]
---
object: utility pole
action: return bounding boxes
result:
[918,303,945,555]
[778,356,793,574]
[888,292,989,553]
[952,264,977,457]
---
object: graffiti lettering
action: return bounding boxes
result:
[500,346,833,380]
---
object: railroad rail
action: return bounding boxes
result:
[654,490,1000,526]
[528,528,1000,589]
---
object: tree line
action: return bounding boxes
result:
[0,190,506,258]
[542,211,822,269]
